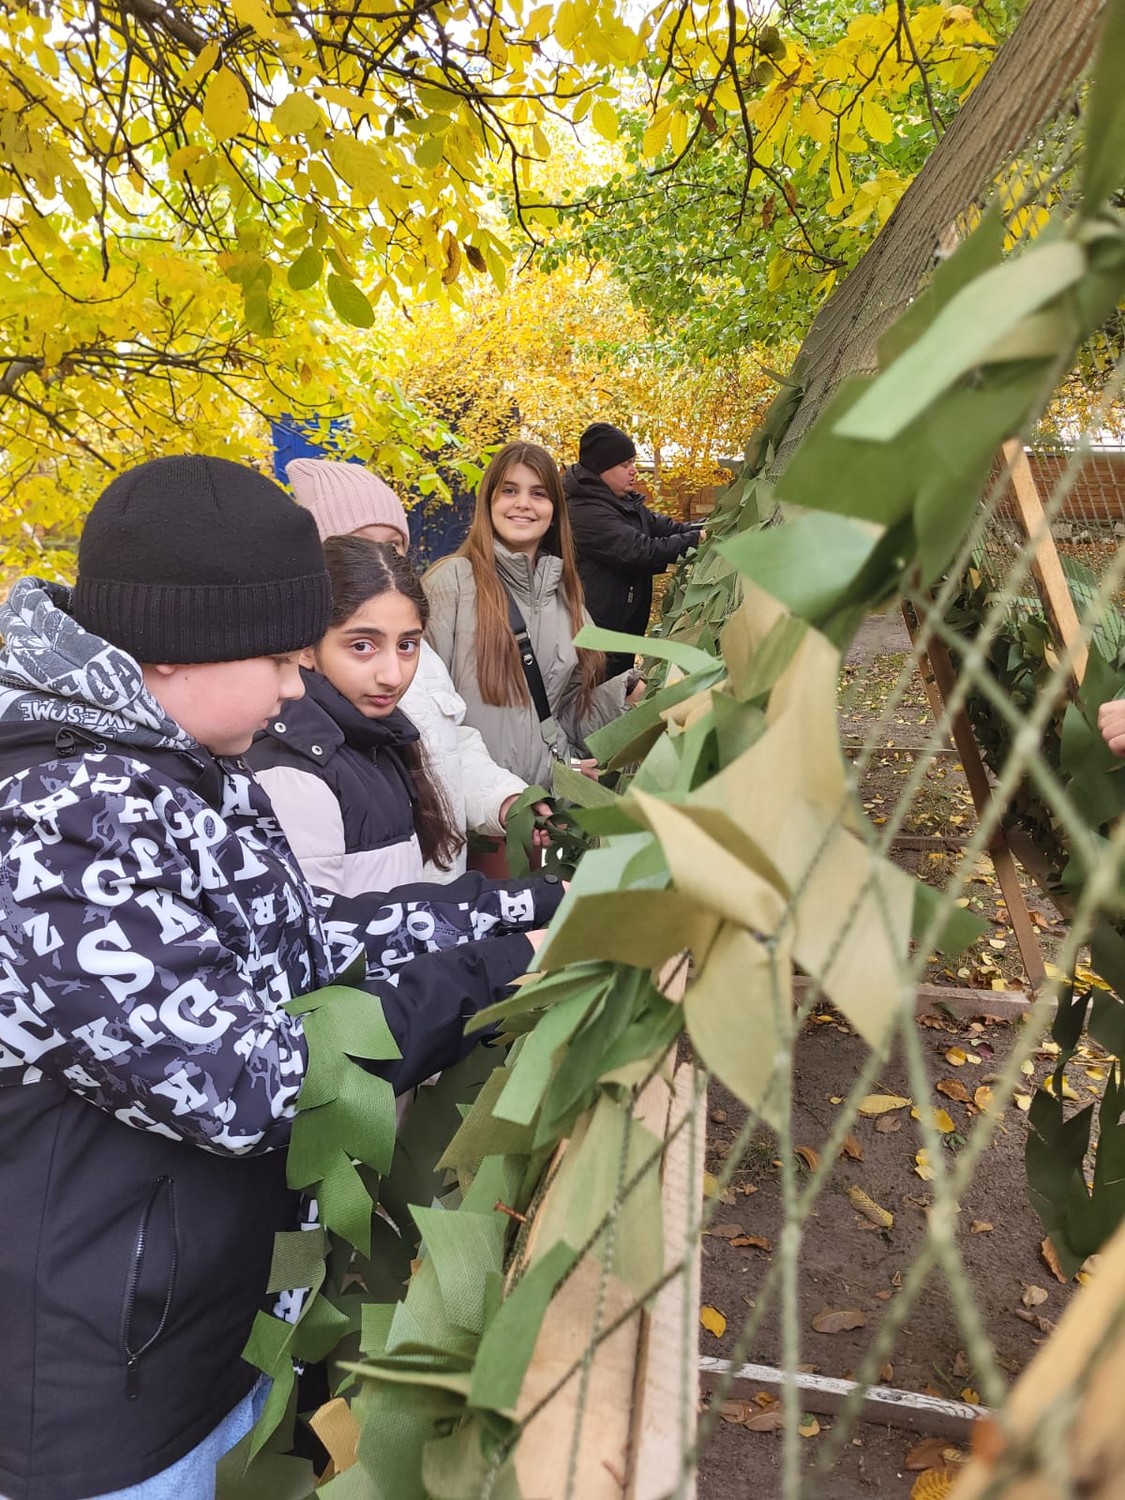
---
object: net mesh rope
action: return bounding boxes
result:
[519,73,1117,1500]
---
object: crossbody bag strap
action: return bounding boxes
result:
[504,588,563,756]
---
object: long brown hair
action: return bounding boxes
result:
[447,441,603,712]
[320,535,463,872]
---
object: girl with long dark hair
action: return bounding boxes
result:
[247,536,465,894]
[423,441,642,786]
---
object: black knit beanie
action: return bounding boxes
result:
[72,455,332,663]
[578,422,636,475]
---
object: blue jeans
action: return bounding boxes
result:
[84,1378,270,1500]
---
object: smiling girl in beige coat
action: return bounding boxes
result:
[423,441,642,787]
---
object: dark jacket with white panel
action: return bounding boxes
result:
[0,580,561,1500]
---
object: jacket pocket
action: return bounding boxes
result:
[119,1175,179,1399]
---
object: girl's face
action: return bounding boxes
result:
[489,462,554,556]
[307,591,424,718]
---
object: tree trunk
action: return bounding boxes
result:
[772,0,1106,474]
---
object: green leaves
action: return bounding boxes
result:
[833,239,1084,443]
[719,513,881,630]
[284,982,399,1254]
[287,246,324,291]
[574,622,719,678]
[326,273,376,328]
[1081,0,1125,211]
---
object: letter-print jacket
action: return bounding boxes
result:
[0,580,561,1500]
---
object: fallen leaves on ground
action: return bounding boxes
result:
[910,1105,956,1133]
[875,1113,902,1133]
[811,1307,867,1334]
[970,1220,993,1234]
[744,1406,786,1432]
[700,1305,727,1338]
[915,1149,936,1181]
[911,1468,955,1500]
[905,1437,955,1471]
[795,1145,820,1171]
[718,1400,755,1424]
[859,1093,911,1116]
[1041,1237,1068,1283]
[841,1132,864,1161]
[973,1085,994,1111]
[936,1078,971,1103]
[705,1222,746,1239]
[945,1047,968,1067]
[730,1235,772,1251]
[715,1394,789,1431]
[799,1415,821,1438]
[847,1186,894,1227]
[1021,1284,1047,1308]
[1014,1308,1055,1333]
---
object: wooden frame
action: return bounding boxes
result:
[512,1060,705,1500]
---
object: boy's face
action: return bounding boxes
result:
[143,656,305,756]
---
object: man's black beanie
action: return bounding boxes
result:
[578,422,636,475]
[72,454,332,664]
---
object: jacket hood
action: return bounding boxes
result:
[0,577,194,752]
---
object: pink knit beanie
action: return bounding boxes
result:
[285,459,410,548]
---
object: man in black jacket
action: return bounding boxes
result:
[562,423,703,679]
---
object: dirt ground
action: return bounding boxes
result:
[695,611,1088,1498]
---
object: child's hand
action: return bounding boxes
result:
[625,677,646,706]
[572,757,600,780]
[1099,699,1125,756]
[530,800,553,848]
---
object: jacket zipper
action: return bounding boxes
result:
[121,1175,179,1399]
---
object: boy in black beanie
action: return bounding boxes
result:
[0,455,559,1500]
[562,422,703,679]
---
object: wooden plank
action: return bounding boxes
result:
[627,1063,704,1500]
[699,1358,985,1441]
[902,599,954,749]
[949,1215,1125,1500]
[513,1069,677,1499]
[793,974,1035,1021]
[1002,438,1089,688]
[922,628,1047,991]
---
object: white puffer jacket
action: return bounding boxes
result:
[402,642,526,881]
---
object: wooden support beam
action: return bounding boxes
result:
[949,1214,1125,1500]
[627,1064,704,1500]
[902,598,954,749]
[1002,439,1089,689]
[793,975,1035,1022]
[699,1358,985,1441]
[915,624,1047,992]
[513,1061,704,1499]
